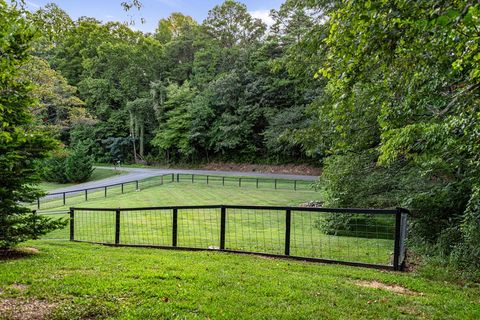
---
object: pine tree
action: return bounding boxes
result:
[0,1,64,249]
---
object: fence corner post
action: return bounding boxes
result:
[37,197,40,210]
[220,206,226,250]
[69,208,75,241]
[285,209,291,256]
[115,208,121,245]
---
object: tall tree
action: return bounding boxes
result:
[203,0,266,48]
[0,1,64,248]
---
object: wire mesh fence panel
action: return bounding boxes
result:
[290,210,395,265]
[225,208,285,255]
[74,209,116,244]
[177,208,220,249]
[66,206,406,269]
[120,209,173,246]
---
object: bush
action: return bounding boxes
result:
[42,151,70,183]
[65,145,94,183]
[42,146,94,183]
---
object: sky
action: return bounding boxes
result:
[26,0,284,33]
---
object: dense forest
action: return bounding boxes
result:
[28,0,323,165]
[1,0,479,276]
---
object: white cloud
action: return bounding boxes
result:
[250,9,274,28]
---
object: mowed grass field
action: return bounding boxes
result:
[1,241,479,319]
[37,182,395,266]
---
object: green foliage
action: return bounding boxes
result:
[42,146,94,183]
[0,1,64,248]
[65,145,94,182]
[42,151,69,184]
[289,0,480,273]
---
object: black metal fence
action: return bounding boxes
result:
[39,205,409,270]
[34,173,315,210]
[174,173,314,191]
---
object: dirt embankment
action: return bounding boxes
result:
[200,163,321,176]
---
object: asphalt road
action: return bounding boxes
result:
[47,166,319,195]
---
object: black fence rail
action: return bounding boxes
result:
[174,173,314,191]
[34,173,176,210]
[34,173,316,210]
[39,205,408,270]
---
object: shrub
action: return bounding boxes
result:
[41,146,94,183]
[65,145,94,183]
[42,151,69,183]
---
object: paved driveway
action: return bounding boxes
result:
[47,166,319,195]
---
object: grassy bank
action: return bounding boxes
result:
[0,241,479,319]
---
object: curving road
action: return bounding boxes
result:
[47,166,319,195]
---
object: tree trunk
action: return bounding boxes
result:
[129,111,138,163]
[139,121,144,158]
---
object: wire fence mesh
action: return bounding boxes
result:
[38,205,407,270]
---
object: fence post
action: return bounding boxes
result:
[220,206,226,250]
[207,175,209,184]
[161,175,164,185]
[63,192,66,205]
[393,208,402,271]
[69,208,75,241]
[294,180,297,191]
[37,198,40,210]
[105,186,107,198]
[239,178,241,187]
[176,173,179,182]
[285,209,291,256]
[275,179,277,190]
[256,178,259,189]
[136,180,139,190]
[115,209,121,245]
[222,176,225,186]
[121,183,124,194]
[172,208,178,247]
[192,174,194,183]
[85,189,88,201]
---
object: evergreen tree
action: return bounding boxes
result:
[0,1,64,248]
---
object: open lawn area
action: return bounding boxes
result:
[0,241,479,319]
[35,179,320,210]
[16,180,478,319]
[39,168,126,192]
[38,182,395,267]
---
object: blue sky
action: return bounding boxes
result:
[26,0,284,33]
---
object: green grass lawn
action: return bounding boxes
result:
[37,182,395,266]
[39,168,126,192]
[0,241,479,319]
